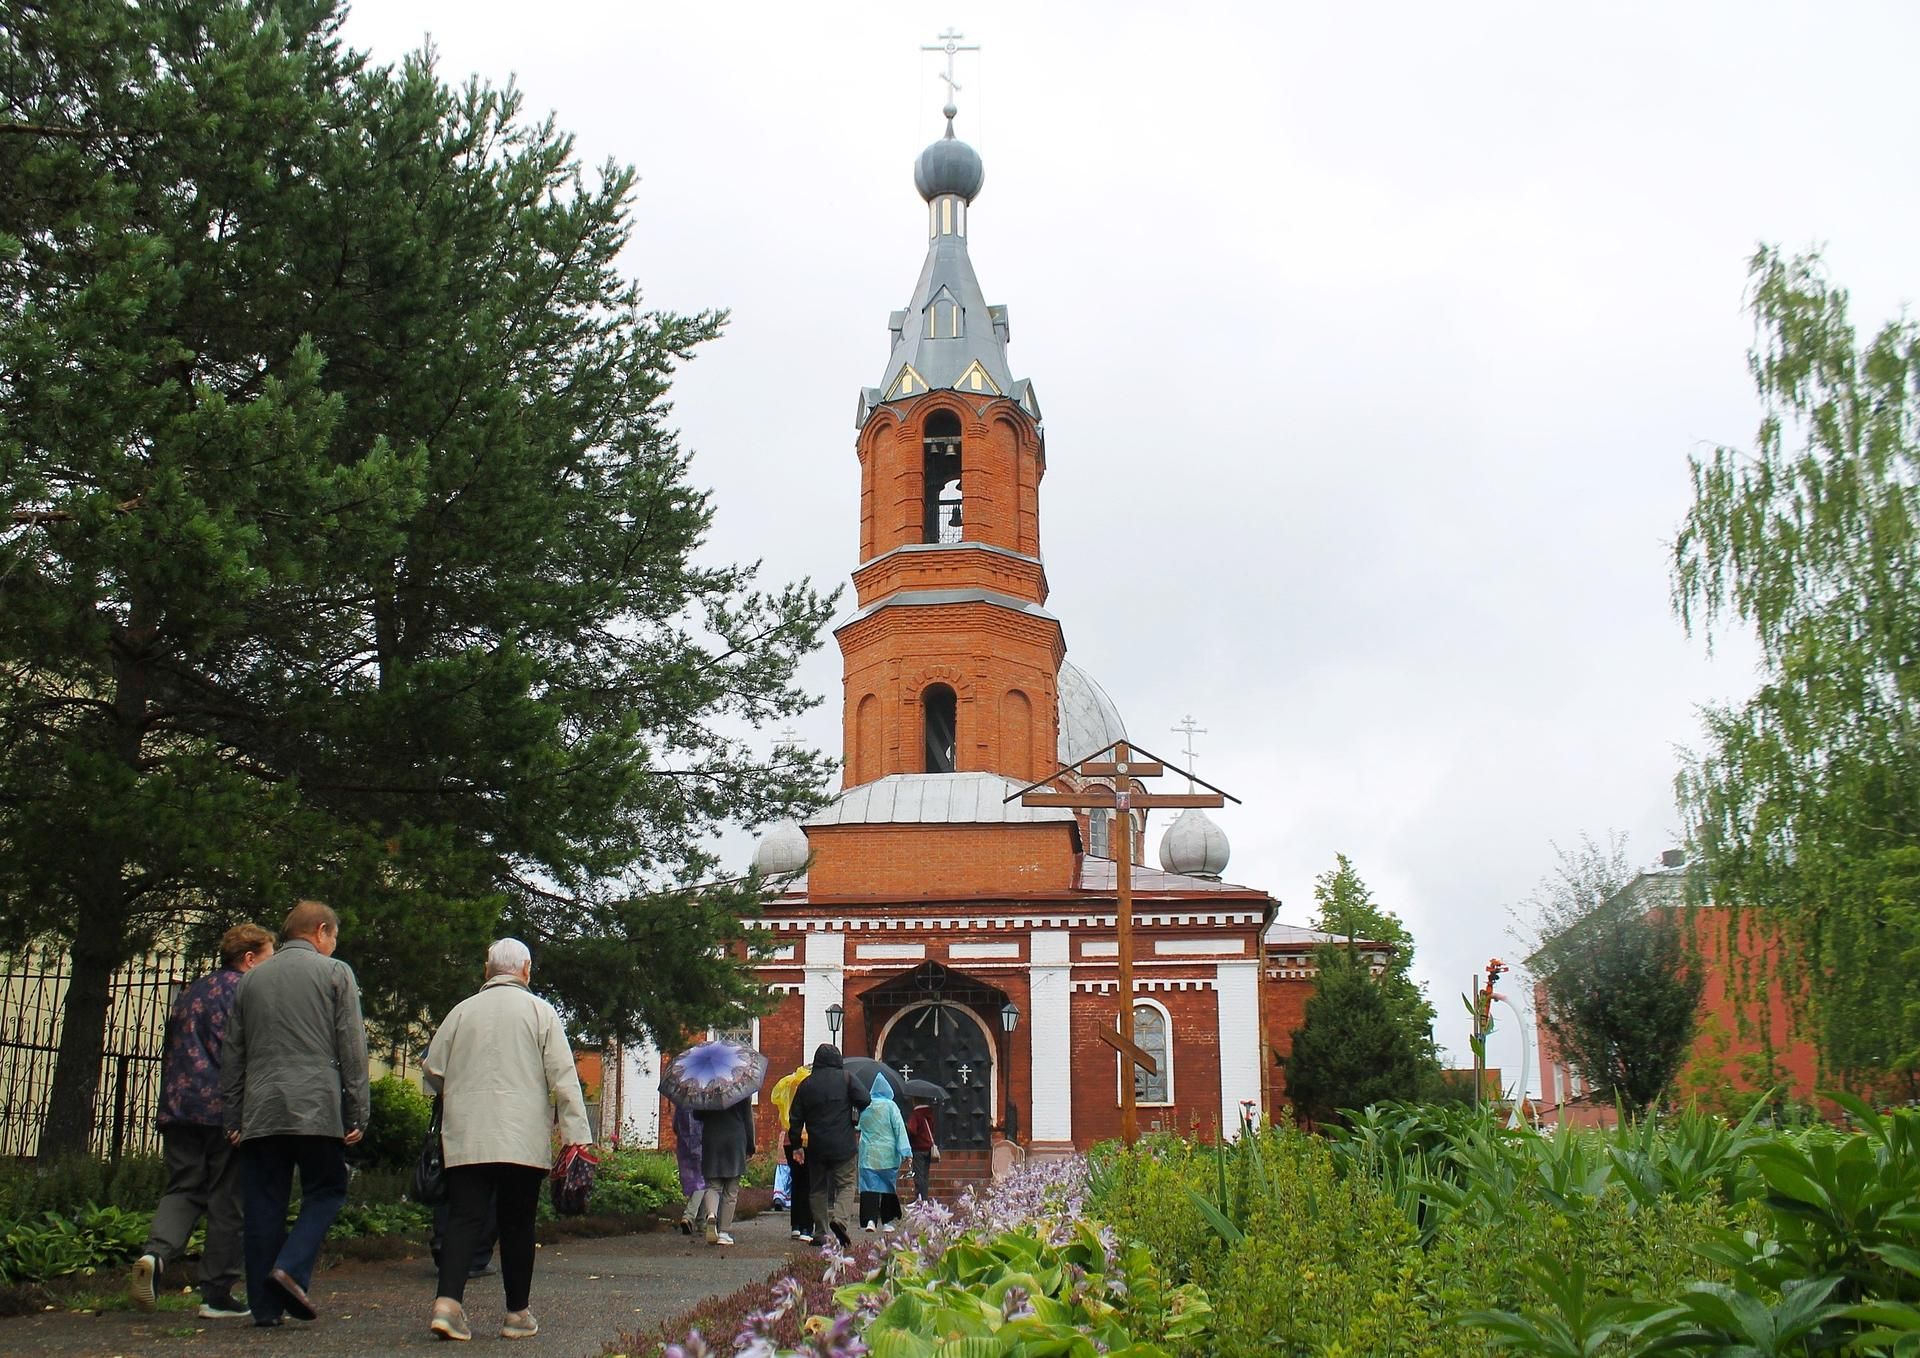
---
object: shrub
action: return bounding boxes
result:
[104,1153,168,1213]
[355,1075,433,1171]
[587,1147,677,1218]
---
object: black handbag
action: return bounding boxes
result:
[411,1096,448,1204]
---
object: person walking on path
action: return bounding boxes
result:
[672,1102,706,1236]
[856,1074,911,1231]
[771,1064,812,1241]
[786,1044,867,1248]
[223,901,369,1328]
[905,1097,938,1205]
[423,938,593,1342]
[693,1097,753,1247]
[130,923,275,1319]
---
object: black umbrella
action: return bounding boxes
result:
[902,1078,949,1102]
[843,1056,907,1099]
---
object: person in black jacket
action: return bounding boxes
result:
[787,1044,868,1247]
[693,1098,754,1247]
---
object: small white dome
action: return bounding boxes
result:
[1159,807,1230,879]
[1057,661,1127,766]
[752,820,809,876]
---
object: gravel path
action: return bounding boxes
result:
[3,1213,802,1358]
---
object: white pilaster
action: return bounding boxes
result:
[615,1036,663,1148]
[1029,930,1073,1142]
[1215,960,1262,1138]
[803,931,847,1056]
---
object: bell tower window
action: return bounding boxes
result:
[922,683,957,773]
[922,411,962,544]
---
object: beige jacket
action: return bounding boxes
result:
[423,975,592,1169]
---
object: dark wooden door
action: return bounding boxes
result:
[880,1002,993,1150]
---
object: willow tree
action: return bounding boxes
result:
[1674,247,1920,1091]
[1,0,833,1149]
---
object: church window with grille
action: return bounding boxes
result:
[1088,808,1110,858]
[922,411,963,544]
[923,684,957,773]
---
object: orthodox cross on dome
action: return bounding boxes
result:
[922,28,979,117]
[1171,714,1208,793]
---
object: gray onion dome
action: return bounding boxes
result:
[1158,807,1231,879]
[752,820,809,876]
[914,109,986,203]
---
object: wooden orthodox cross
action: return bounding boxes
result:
[1009,741,1236,1145]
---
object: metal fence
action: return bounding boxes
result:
[0,947,200,1159]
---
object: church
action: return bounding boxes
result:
[610,101,1360,1170]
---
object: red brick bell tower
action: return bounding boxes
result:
[836,111,1062,788]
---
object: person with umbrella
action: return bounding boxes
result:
[904,1087,941,1203]
[787,1044,868,1247]
[770,1064,812,1241]
[671,1102,705,1236]
[856,1073,911,1232]
[659,1039,770,1248]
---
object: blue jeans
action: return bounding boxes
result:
[241,1135,349,1323]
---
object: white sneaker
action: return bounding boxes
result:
[882,1222,896,1234]
[790,1229,807,1240]
[129,1253,159,1311]
[862,1222,876,1233]
[714,1232,735,1246]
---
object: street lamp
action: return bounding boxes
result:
[999,1001,1020,1143]
[825,1003,844,1042]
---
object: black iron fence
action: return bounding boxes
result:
[0,947,199,1159]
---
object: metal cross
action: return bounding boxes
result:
[1171,715,1207,792]
[922,29,979,110]
[897,1061,915,1079]
[956,1062,973,1084]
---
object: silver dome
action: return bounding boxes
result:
[751,820,809,876]
[1056,661,1127,766]
[1158,807,1230,879]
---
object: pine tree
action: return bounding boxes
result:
[1283,945,1430,1126]
[1,1,833,1147]
[1307,855,1442,1081]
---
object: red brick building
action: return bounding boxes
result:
[608,108,1343,1159]
[1532,860,1820,1126]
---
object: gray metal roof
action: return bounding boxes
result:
[857,121,1039,428]
[804,773,1078,828]
[1057,661,1127,766]
[1076,859,1266,896]
[838,587,1059,629]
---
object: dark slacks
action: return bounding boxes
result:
[807,1155,856,1240]
[242,1135,349,1324]
[145,1123,243,1300]
[859,1188,902,1226]
[785,1147,812,1235]
[911,1149,932,1202]
[436,1162,546,1313]
[431,1186,498,1274]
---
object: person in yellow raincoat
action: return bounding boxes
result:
[771,1065,812,1241]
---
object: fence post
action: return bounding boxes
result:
[111,1054,129,1162]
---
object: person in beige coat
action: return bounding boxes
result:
[422,938,592,1342]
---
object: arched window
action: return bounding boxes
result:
[1088,809,1110,858]
[923,683,957,773]
[922,411,962,544]
[1116,1000,1172,1106]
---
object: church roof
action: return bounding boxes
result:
[1057,660,1127,766]
[858,113,1038,427]
[804,772,1077,828]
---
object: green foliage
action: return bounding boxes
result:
[1310,854,1441,1065]
[103,1155,169,1214]
[355,1075,433,1172]
[0,0,836,1142]
[1673,247,1920,1091]
[584,1148,678,1217]
[0,1205,148,1285]
[835,1219,1213,1358]
[1284,945,1434,1125]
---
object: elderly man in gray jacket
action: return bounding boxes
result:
[222,900,370,1328]
[423,937,592,1342]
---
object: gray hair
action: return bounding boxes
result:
[485,937,532,979]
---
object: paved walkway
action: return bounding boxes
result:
[4,1213,800,1358]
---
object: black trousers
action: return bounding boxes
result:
[242,1136,349,1325]
[436,1163,545,1312]
[430,1187,497,1274]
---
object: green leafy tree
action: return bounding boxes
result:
[1283,945,1431,1125]
[1307,854,1442,1083]
[1673,247,1920,1091]
[0,0,833,1149]
[1521,836,1704,1114]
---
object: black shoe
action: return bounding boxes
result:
[831,1223,851,1248]
[266,1268,317,1322]
[199,1291,252,1319]
[466,1262,496,1279]
[254,1317,284,1328]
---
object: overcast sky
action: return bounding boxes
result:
[340,0,1918,1091]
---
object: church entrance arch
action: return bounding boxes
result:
[877,1001,994,1150]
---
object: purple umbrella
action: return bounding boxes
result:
[660,1040,770,1112]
